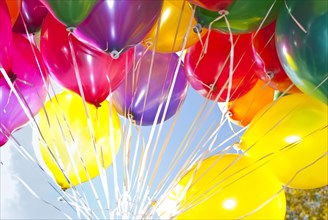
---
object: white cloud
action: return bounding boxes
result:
[0,143,21,219]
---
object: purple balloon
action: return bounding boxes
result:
[112,45,188,126]
[0,34,48,146]
[75,0,163,57]
[13,0,48,34]
[0,1,12,73]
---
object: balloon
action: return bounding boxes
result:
[276,0,328,104]
[40,0,96,28]
[240,94,328,189]
[158,154,286,219]
[252,21,300,93]
[143,0,207,53]
[184,31,263,101]
[0,1,12,73]
[5,0,21,26]
[112,45,188,126]
[37,91,121,190]
[13,0,48,34]
[75,0,163,57]
[40,14,134,107]
[188,0,233,11]
[0,33,48,146]
[220,79,275,127]
[195,0,283,34]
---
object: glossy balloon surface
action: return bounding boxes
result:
[240,94,328,189]
[276,0,328,104]
[195,0,282,34]
[0,34,48,146]
[252,21,300,93]
[40,0,96,27]
[188,0,233,11]
[13,0,48,34]
[76,0,163,55]
[41,15,134,106]
[159,154,286,219]
[38,91,121,190]
[221,80,275,127]
[185,31,263,101]
[5,0,21,26]
[0,1,12,73]
[144,0,206,53]
[112,45,188,126]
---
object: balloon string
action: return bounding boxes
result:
[131,22,162,213]
[252,0,278,39]
[239,150,328,219]
[17,5,89,203]
[141,1,197,211]
[284,0,307,34]
[175,127,327,216]
[222,13,234,111]
[140,6,218,217]
[15,176,74,220]
[67,32,109,219]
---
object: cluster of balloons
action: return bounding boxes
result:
[0,0,327,219]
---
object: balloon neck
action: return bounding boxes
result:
[9,73,17,83]
[232,142,242,152]
[66,27,76,33]
[218,10,229,16]
[144,39,153,48]
[110,50,120,59]
[95,103,101,108]
[193,23,203,34]
[266,71,275,80]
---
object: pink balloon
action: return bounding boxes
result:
[40,14,134,107]
[0,33,49,146]
[0,1,12,73]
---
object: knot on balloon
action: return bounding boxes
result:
[127,113,136,124]
[144,40,153,48]
[232,143,242,152]
[193,23,203,34]
[110,50,120,60]
[9,73,17,83]
[266,71,275,80]
[218,10,229,16]
[66,27,76,33]
[226,111,233,117]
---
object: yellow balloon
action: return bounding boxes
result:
[37,91,121,190]
[158,154,286,219]
[143,0,206,53]
[240,94,328,189]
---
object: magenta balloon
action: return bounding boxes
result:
[0,33,48,146]
[112,45,188,126]
[0,1,12,73]
[13,0,48,34]
[75,0,163,56]
[40,14,134,107]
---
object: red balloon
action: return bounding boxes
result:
[185,31,263,102]
[40,14,134,107]
[252,21,300,93]
[0,1,12,73]
[188,0,233,11]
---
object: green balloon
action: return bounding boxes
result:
[276,0,328,104]
[43,0,97,28]
[194,0,283,34]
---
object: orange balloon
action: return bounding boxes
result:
[220,80,275,127]
[5,0,21,26]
